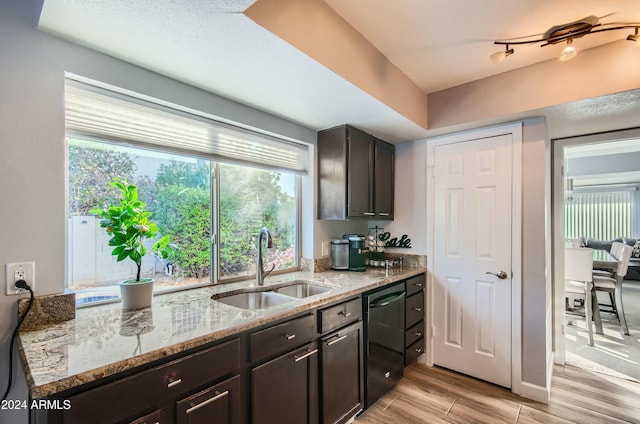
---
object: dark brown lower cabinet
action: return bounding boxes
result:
[320,321,364,424]
[405,274,425,367]
[252,341,319,424]
[176,375,242,424]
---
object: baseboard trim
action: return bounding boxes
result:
[520,351,553,404]
[520,380,550,404]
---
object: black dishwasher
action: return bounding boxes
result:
[363,282,405,409]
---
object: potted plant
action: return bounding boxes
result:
[91,177,173,310]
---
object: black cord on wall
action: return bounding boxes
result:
[1,280,34,402]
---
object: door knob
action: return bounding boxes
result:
[486,271,508,279]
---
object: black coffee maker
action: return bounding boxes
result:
[342,234,367,272]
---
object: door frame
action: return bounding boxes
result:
[425,122,523,395]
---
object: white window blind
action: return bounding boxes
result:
[64,81,309,174]
[565,189,635,240]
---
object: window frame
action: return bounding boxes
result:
[65,80,305,307]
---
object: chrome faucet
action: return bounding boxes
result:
[256,227,275,286]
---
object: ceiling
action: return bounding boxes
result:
[37,0,640,142]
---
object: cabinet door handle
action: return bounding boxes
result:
[294,348,318,362]
[326,334,348,346]
[413,283,423,288]
[285,333,296,340]
[413,307,422,312]
[167,378,182,388]
[415,348,424,354]
[363,212,375,216]
[414,332,423,337]
[339,311,351,317]
[186,390,229,414]
[379,212,390,216]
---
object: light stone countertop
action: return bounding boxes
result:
[18,267,426,399]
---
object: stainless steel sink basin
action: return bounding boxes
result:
[214,291,295,310]
[273,282,332,298]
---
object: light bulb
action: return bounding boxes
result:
[490,47,514,64]
[560,40,577,61]
[490,50,507,64]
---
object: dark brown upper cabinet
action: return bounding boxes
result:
[317,125,395,220]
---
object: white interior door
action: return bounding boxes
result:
[432,134,513,388]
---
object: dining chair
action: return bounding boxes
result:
[592,244,632,336]
[592,241,624,278]
[565,247,597,346]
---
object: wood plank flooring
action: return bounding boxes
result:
[355,363,640,423]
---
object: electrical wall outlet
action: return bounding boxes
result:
[321,241,329,257]
[6,262,35,295]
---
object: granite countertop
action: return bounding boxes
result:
[18,267,425,399]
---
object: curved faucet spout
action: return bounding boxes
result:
[257,228,274,286]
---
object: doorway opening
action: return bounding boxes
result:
[552,127,640,383]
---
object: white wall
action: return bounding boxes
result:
[0,1,316,421]
[372,139,428,256]
[520,118,552,392]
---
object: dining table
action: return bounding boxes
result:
[592,249,619,271]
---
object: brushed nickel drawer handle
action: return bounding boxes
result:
[294,348,318,362]
[414,332,423,337]
[413,307,422,312]
[326,334,348,346]
[363,212,375,216]
[413,282,423,288]
[186,390,229,414]
[339,311,351,317]
[285,333,296,340]
[415,348,424,354]
[167,378,182,388]
[379,213,390,216]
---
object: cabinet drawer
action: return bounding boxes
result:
[250,314,316,362]
[127,409,161,424]
[405,337,425,366]
[318,297,362,334]
[405,320,424,348]
[405,274,425,297]
[63,338,240,424]
[405,292,424,329]
[176,375,241,424]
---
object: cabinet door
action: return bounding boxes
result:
[347,128,374,218]
[374,140,394,219]
[176,375,241,424]
[320,321,364,424]
[252,341,319,424]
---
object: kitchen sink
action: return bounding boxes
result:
[273,282,332,298]
[214,291,295,310]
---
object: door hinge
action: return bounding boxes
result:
[430,165,437,177]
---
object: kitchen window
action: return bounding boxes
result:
[65,78,306,306]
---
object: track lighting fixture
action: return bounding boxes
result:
[490,15,640,63]
[489,44,514,64]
